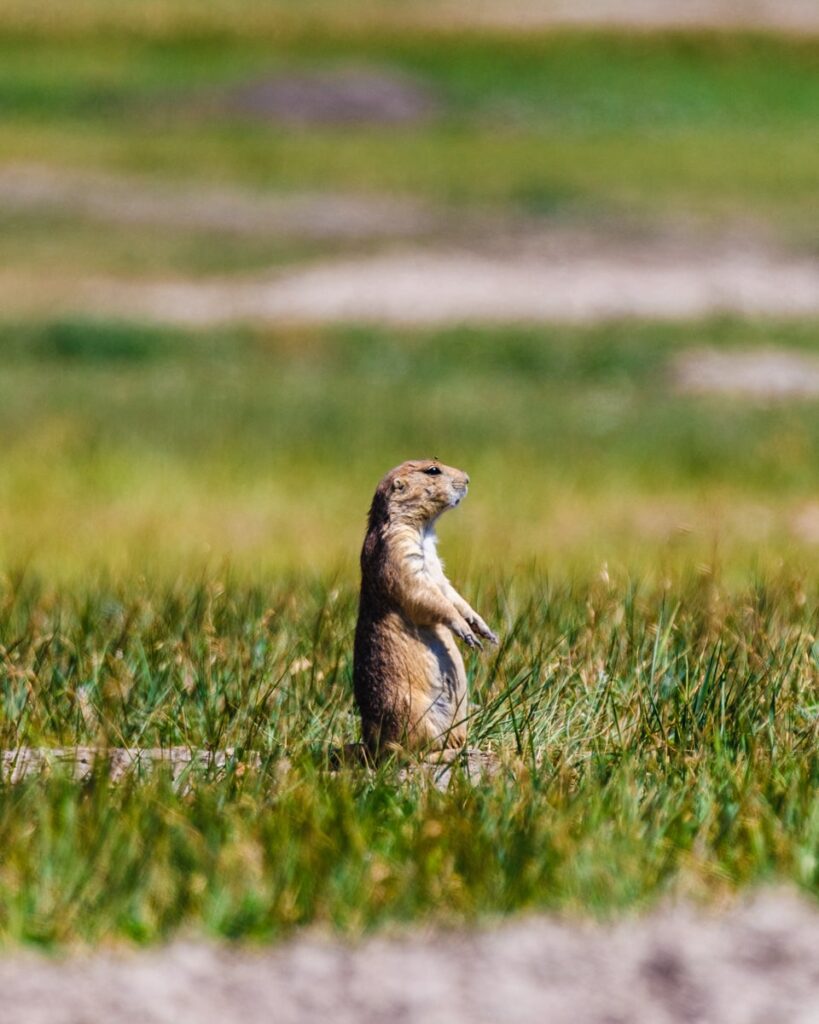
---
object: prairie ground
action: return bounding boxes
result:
[0,9,817,1013]
[2,893,819,1023]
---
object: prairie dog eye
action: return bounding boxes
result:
[423,466,442,476]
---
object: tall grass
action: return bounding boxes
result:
[0,570,817,945]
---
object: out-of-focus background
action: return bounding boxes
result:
[2,0,818,578]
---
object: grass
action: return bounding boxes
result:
[0,315,817,948]
[0,3,817,949]
[0,570,817,945]
[0,209,332,278]
[1,316,819,577]
[3,32,815,133]
[0,30,816,283]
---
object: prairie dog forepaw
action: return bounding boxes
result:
[467,614,499,646]
[451,619,482,649]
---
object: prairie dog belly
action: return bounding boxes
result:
[408,623,467,746]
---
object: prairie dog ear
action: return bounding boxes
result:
[392,477,406,492]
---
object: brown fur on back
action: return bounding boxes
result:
[353,459,498,759]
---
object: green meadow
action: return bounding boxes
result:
[1,316,819,945]
[0,27,817,287]
[1,571,818,944]
[0,6,817,947]
[2,317,819,577]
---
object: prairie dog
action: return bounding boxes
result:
[353,459,498,758]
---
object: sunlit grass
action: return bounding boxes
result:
[0,8,817,948]
[0,317,817,946]
[0,317,818,578]
[0,570,817,945]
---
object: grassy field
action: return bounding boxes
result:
[2,317,819,577]
[1,571,818,944]
[0,29,817,290]
[0,316,818,945]
[0,3,817,950]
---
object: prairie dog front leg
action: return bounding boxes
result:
[444,584,499,645]
[422,536,498,645]
[392,577,483,649]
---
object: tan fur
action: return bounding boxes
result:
[353,459,498,759]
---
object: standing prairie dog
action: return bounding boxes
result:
[353,459,498,758]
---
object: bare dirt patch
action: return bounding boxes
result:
[2,891,818,1024]
[673,348,819,400]
[212,69,438,126]
[4,164,818,324]
[0,165,435,241]
[791,503,819,544]
[87,246,819,326]
[1,0,818,37]
[435,0,819,33]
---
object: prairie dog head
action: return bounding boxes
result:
[369,459,470,528]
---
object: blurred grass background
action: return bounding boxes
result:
[1,31,817,267]
[3,317,819,579]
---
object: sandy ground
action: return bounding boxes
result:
[4,164,818,324]
[0,747,496,790]
[4,0,816,35]
[437,0,819,32]
[673,348,819,399]
[2,891,818,1024]
[5,242,816,325]
[86,246,819,326]
[0,165,435,241]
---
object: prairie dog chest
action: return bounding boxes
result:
[391,524,448,593]
[420,526,445,584]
